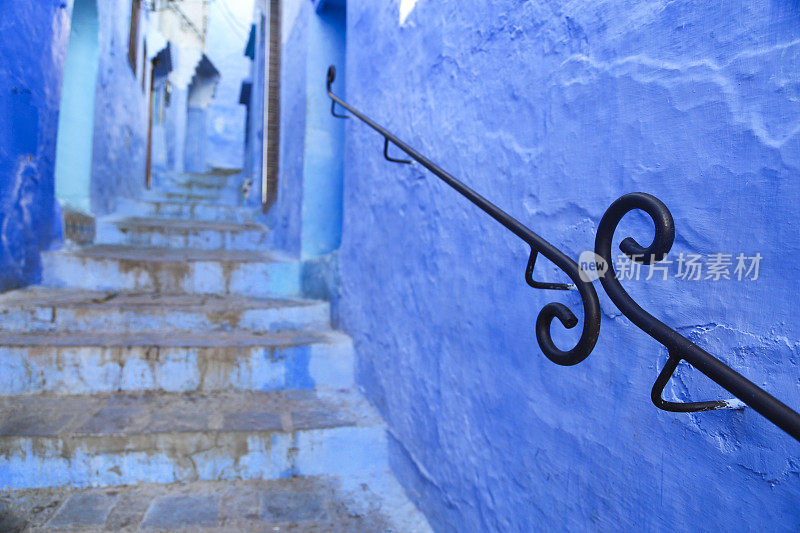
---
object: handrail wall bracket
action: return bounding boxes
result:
[327,63,800,444]
[595,192,800,442]
[326,64,600,366]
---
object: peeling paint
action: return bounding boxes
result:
[0,1,70,292]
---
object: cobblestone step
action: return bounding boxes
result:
[0,329,353,395]
[139,187,242,209]
[0,289,329,333]
[96,216,269,250]
[42,246,301,297]
[0,390,388,491]
[141,189,222,203]
[117,197,255,223]
[0,475,429,532]
[167,171,237,189]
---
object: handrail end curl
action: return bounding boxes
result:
[326,65,336,92]
[531,250,602,367]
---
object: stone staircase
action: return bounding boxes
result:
[0,172,430,531]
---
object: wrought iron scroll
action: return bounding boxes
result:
[595,192,800,442]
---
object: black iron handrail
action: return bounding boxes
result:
[328,65,800,444]
[595,193,800,442]
[326,65,601,366]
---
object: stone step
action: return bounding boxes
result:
[143,189,220,202]
[167,179,226,193]
[171,171,238,187]
[42,245,301,297]
[0,475,430,532]
[96,216,269,250]
[161,173,231,192]
[0,288,329,333]
[0,390,388,491]
[145,187,244,209]
[117,197,254,223]
[0,329,353,395]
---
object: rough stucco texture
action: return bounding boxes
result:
[90,0,149,215]
[0,1,70,292]
[338,1,800,531]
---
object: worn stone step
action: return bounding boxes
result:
[158,174,231,194]
[0,288,329,333]
[0,329,353,395]
[0,475,431,532]
[142,189,221,202]
[142,188,243,211]
[42,246,301,297]
[0,390,388,491]
[96,216,269,250]
[154,173,234,192]
[117,197,254,223]
[170,171,238,187]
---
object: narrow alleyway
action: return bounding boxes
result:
[4,0,800,529]
[0,172,429,531]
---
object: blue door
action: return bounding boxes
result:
[54,0,99,213]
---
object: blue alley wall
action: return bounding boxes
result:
[0,1,71,291]
[301,3,345,258]
[152,42,199,179]
[90,0,151,215]
[205,0,253,171]
[335,1,800,530]
[268,0,345,258]
[243,4,266,207]
[266,0,311,255]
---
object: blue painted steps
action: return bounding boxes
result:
[42,245,302,297]
[0,329,355,395]
[0,289,330,333]
[0,390,386,490]
[95,216,270,250]
[116,197,255,223]
[0,170,432,531]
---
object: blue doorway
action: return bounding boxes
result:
[54,0,99,213]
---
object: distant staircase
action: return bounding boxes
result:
[0,172,430,531]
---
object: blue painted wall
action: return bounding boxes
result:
[54,0,99,213]
[301,3,345,258]
[265,0,310,255]
[90,0,151,215]
[154,41,200,179]
[165,86,189,176]
[333,1,800,530]
[149,79,169,174]
[0,1,70,291]
[243,9,266,206]
[266,0,345,258]
[205,0,253,171]
[184,107,207,173]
